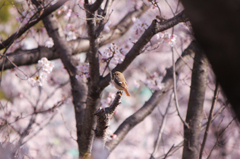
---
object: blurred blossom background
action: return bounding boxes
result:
[0,0,239,159]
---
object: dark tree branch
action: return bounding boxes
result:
[94,91,122,143]
[41,13,87,157]
[77,1,104,157]
[0,4,149,71]
[0,47,54,70]
[106,40,197,152]
[95,0,113,37]
[0,0,68,50]
[182,45,208,159]
[99,10,188,89]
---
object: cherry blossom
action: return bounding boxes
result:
[143,72,165,90]
[168,34,177,46]
[28,77,37,87]
[27,73,47,87]
[76,63,90,81]
[101,43,126,65]
[66,31,77,41]
[100,92,116,108]
[38,57,54,74]
[45,38,54,48]
[27,58,54,87]
[133,19,148,37]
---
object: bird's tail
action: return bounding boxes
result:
[124,88,130,97]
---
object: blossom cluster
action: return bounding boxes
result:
[101,43,127,65]
[164,33,177,47]
[57,5,73,20]
[142,72,165,90]
[28,58,54,87]
[16,10,34,26]
[45,38,54,48]
[154,32,178,46]
[132,18,178,47]
[76,63,90,81]
[57,5,77,41]
[133,19,149,37]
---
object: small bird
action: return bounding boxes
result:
[113,71,130,97]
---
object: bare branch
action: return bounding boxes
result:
[100,10,188,89]
[206,117,237,159]
[42,12,87,157]
[106,40,197,152]
[182,45,208,159]
[150,91,174,158]
[172,47,189,128]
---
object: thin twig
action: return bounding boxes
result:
[150,91,174,158]
[151,0,161,17]
[206,117,236,159]
[173,46,192,71]
[171,47,189,128]
[21,113,56,146]
[60,112,77,141]
[199,82,219,159]
[165,0,175,16]
[160,141,184,159]
[201,104,226,129]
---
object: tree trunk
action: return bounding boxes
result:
[182,45,208,159]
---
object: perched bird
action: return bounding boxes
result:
[113,71,130,97]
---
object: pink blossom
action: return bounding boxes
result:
[28,77,37,87]
[101,43,126,65]
[162,32,177,46]
[45,38,54,48]
[133,19,148,36]
[65,24,76,31]
[101,100,109,108]
[168,34,177,46]
[134,80,140,88]
[111,134,117,140]
[58,5,68,15]
[38,57,54,74]
[66,31,77,41]
[64,9,72,19]
[143,72,165,90]
[76,63,90,81]
[76,63,89,73]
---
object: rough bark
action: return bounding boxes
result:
[94,91,122,143]
[77,1,104,157]
[42,14,87,157]
[182,45,208,159]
